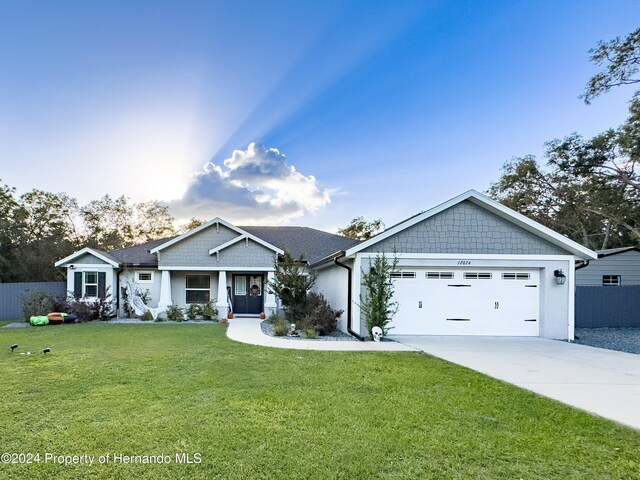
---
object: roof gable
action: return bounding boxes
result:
[150,217,282,255]
[346,190,597,260]
[55,247,120,268]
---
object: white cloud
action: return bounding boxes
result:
[169,142,331,224]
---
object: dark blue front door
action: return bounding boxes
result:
[233,274,263,314]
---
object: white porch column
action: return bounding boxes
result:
[216,270,228,320]
[265,271,277,316]
[158,270,172,307]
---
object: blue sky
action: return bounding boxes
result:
[0,1,638,231]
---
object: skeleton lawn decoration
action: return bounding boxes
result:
[289,323,299,337]
[371,326,383,342]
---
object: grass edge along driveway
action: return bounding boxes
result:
[0,322,639,480]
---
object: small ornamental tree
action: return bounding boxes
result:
[268,252,315,323]
[360,252,398,339]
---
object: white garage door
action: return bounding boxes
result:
[391,268,539,336]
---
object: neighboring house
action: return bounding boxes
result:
[574,247,640,328]
[55,190,597,339]
[575,247,640,287]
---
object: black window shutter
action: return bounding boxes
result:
[73,272,83,299]
[98,272,106,299]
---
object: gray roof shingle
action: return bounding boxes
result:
[240,226,360,264]
[596,246,640,258]
[104,227,359,267]
[108,237,176,266]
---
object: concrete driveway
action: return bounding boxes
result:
[390,335,640,430]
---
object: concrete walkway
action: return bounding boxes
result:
[226,317,418,352]
[391,335,640,430]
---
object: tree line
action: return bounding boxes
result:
[0,184,203,282]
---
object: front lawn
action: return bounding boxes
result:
[1,323,639,479]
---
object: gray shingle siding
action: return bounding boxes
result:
[363,201,567,255]
[158,225,238,267]
[158,224,276,268]
[74,253,108,264]
[214,240,277,269]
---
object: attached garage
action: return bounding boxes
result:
[312,190,597,340]
[391,268,539,336]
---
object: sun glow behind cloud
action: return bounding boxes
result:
[170,142,330,224]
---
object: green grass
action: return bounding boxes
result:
[1,323,639,479]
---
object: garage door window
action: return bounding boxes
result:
[426,272,454,279]
[501,273,530,280]
[464,272,492,280]
[390,272,416,279]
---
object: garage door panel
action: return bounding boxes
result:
[391,268,539,336]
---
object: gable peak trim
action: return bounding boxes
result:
[54,247,120,268]
[344,189,597,260]
[150,217,284,255]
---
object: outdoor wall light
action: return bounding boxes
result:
[553,269,566,285]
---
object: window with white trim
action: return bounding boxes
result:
[426,272,454,279]
[602,275,621,286]
[464,272,492,280]
[84,271,98,297]
[136,271,153,283]
[390,271,416,279]
[186,275,211,303]
[501,273,530,280]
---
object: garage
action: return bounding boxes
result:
[311,190,598,340]
[391,268,540,336]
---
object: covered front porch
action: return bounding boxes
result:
[156,269,277,320]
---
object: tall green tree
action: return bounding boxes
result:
[490,27,640,249]
[0,181,185,281]
[582,27,640,104]
[0,180,22,280]
[489,151,638,249]
[136,200,179,244]
[360,252,398,339]
[180,217,205,233]
[267,252,315,322]
[0,186,82,281]
[577,26,640,204]
[337,217,384,240]
[82,195,177,251]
